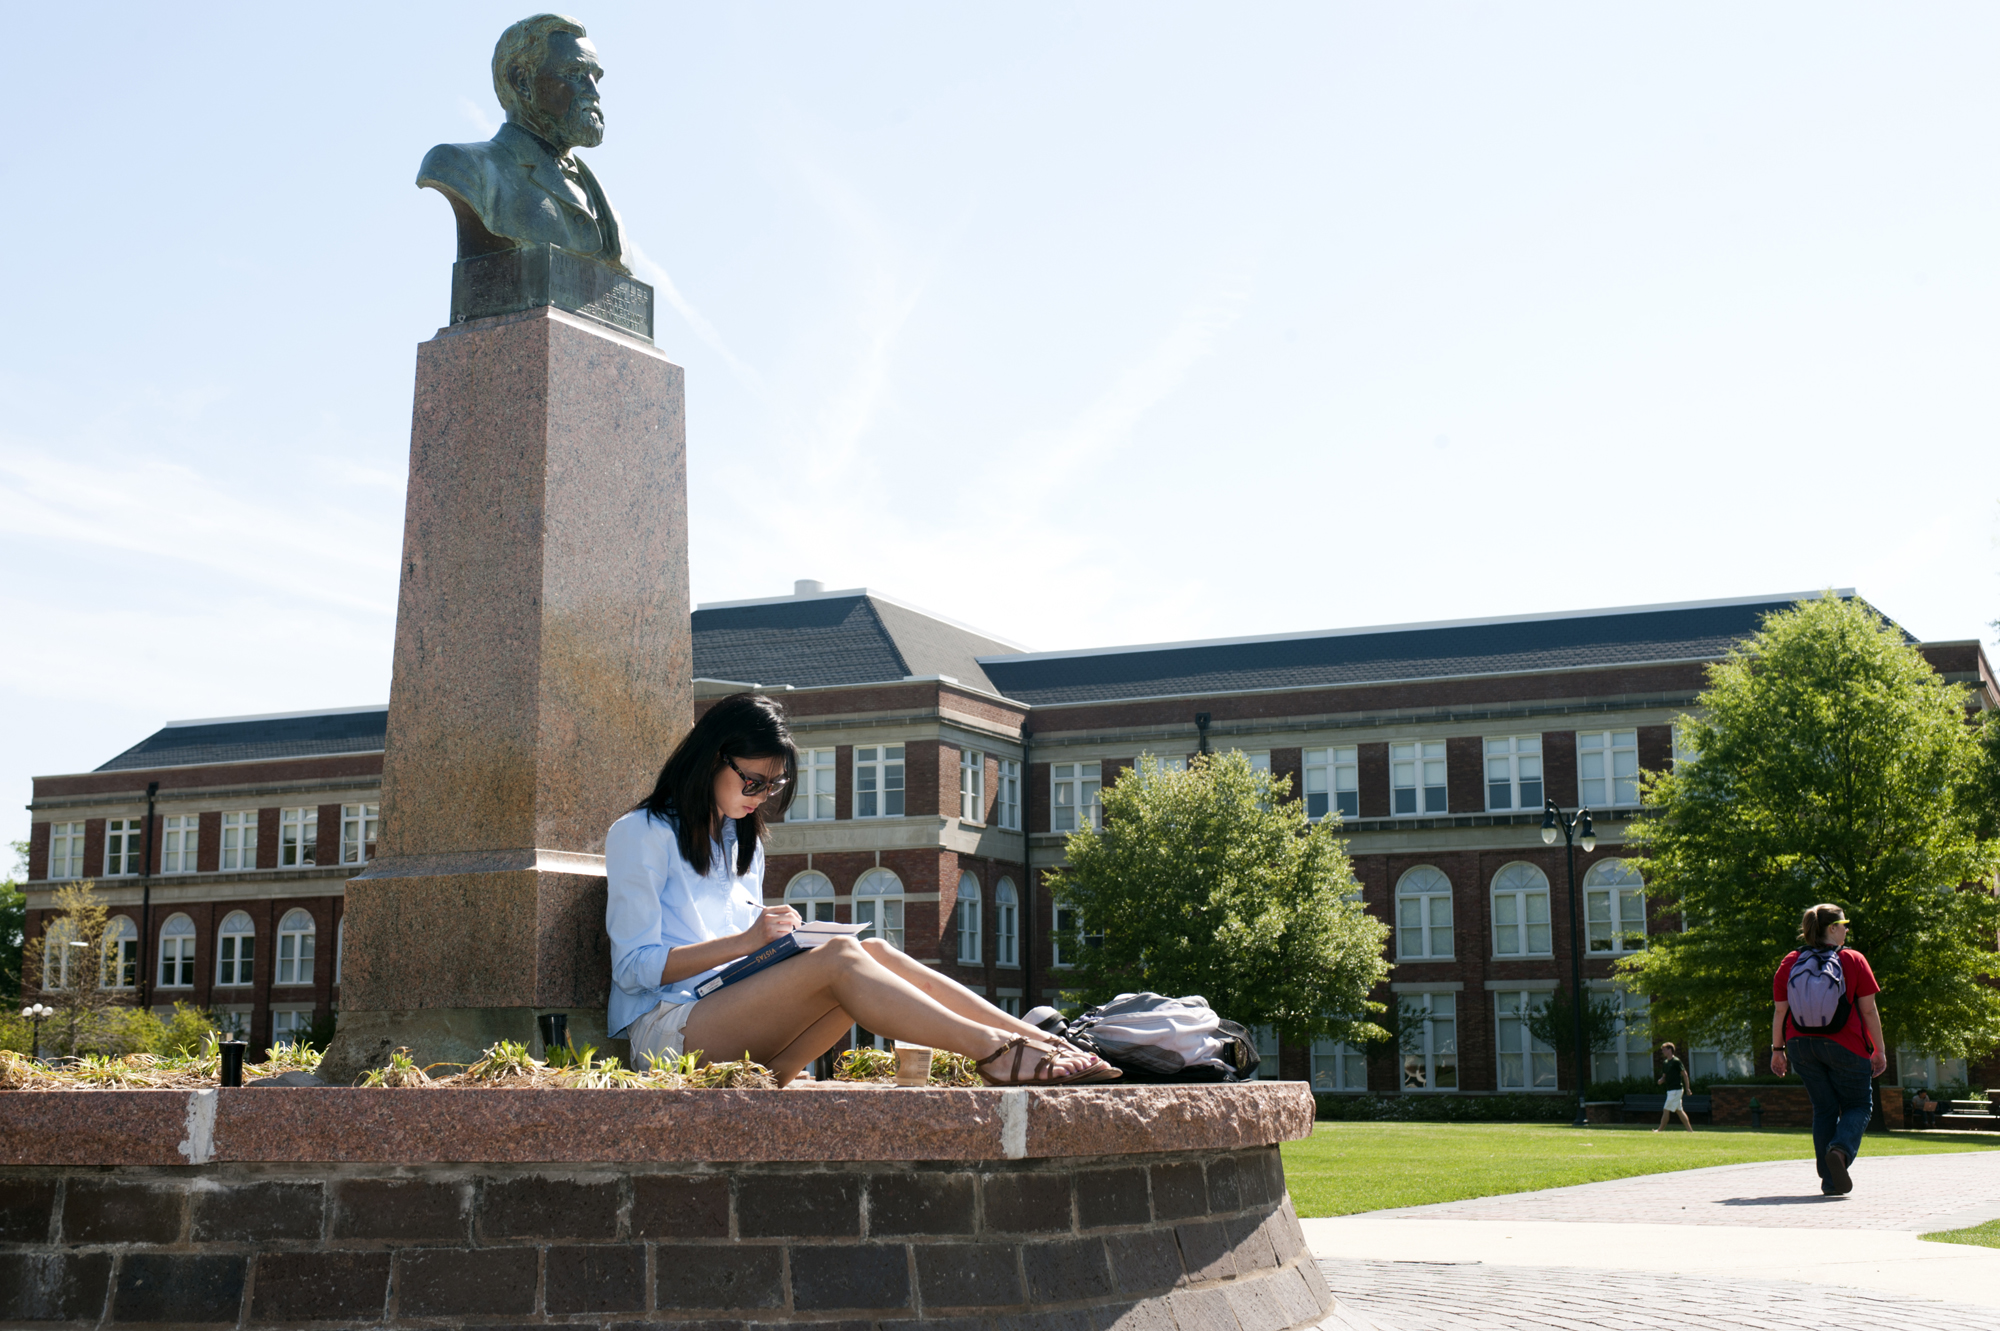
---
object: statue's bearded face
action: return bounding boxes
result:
[527,31,605,150]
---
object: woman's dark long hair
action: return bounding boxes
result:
[635,693,798,876]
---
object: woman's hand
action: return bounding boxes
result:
[742,905,801,948]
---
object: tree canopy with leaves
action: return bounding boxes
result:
[1621,594,2000,1061]
[1047,751,1392,1046]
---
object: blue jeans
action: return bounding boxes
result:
[1787,1036,1874,1179]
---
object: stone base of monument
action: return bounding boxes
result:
[0,1082,1330,1330]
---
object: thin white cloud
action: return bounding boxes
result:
[625,243,763,389]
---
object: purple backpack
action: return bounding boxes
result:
[1786,947,1851,1035]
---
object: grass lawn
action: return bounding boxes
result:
[1922,1218,2000,1249]
[1280,1123,2000,1218]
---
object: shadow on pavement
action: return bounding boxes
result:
[1719,1195,1845,1207]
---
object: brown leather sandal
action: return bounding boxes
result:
[975,1035,1117,1086]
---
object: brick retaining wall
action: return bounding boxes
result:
[0,1147,1328,1329]
[1709,1084,1902,1129]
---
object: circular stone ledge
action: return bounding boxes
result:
[0,1081,1315,1167]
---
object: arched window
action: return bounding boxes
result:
[1490,863,1551,957]
[1583,859,1646,954]
[1395,866,1453,959]
[785,871,837,923]
[853,868,905,951]
[956,873,982,964]
[158,914,197,989]
[103,916,138,989]
[217,911,256,986]
[994,878,1019,968]
[42,918,77,990]
[277,909,316,985]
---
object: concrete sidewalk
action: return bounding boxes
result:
[1306,1150,2000,1329]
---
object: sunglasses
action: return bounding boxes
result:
[725,755,791,798]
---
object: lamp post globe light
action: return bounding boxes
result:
[1542,799,1596,1128]
[22,1003,55,1060]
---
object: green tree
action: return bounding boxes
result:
[0,840,25,1004]
[1047,751,1392,1046]
[1522,987,1627,1063]
[1621,594,2000,1062]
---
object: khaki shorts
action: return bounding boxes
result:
[626,1000,697,1071]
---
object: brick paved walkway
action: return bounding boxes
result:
[1315,1257,2000,1331]
[1308,1149,2000,1329]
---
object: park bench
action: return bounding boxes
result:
[1622,1093,1712,1119]
[1936,1098,2000,1131]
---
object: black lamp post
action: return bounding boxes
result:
[1543,798,1596,1129]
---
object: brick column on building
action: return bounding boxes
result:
[1269,747,1303,804]
[317,803,343,868]
[196,811,222,873]
[82,819,106,881]
[1541,731,1578,808]
[1356,744,1390,818]
[1636,724,1672,777]
[26,822,49,881]
[1445,736,1483,816]
[1028,763,1050,833]
[835,746,855,821]
[257,808,281,872]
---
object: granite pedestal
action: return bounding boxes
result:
[320,304,690,1081]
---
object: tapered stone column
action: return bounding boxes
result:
[320,304,689,1081]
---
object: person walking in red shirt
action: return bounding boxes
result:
[1770,904,1887,1196]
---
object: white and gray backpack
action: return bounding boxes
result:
[1029,993,1261,1082]
[1786,946,1851,1035]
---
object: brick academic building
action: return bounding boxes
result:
[24,586,1995,1093]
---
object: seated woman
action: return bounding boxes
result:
[606,693,1116,1087]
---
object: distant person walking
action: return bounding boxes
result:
[1771,904,1887,1196]
[1654,1042,1694,1132]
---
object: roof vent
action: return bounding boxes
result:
[794,579,824,597]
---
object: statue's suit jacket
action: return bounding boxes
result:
[418,121,626,271]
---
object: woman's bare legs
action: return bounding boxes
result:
[766,1007,854,1087]
[856,939,1059,1044]
[681,937,1090,1083]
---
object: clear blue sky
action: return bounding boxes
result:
[5,3,1999,857]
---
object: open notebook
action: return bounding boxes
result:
[693,920,872,998]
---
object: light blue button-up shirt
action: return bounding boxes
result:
[604,808,765,1038]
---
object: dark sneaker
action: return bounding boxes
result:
[1823,1147,1853,1195]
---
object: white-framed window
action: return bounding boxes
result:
[279,808,317,867]
[785,871,837,922]
[996,995,1022,1017]
[1311,1035,1368,1092]
[1490,862,1552,957]
[1303,747,1359,821]
[104,818,143,877]
[1591,989,1652,1082]
[335,917,343,985]
[103,916,138,989]
[960,749,986,823]
[158,914,197,988]
[1051,761,1101,832]
[1051,903,1101,968]
[161,815,199,874]
[340,804,378,865]
[997,759,1021,830]
[216,1008,252,1040]
[46,822,84,880]
[1671,725,1696,769]
[41,919,78,990]
[1690,1047,1754,1081]
[1391,741,1447,816]
[1577,729,1639,807]
[956,872,982,964]
[1484,735,1543,812]
[220,811,258,871]
[1395,866,1454,960]
[276,908,315,985]
[853,868,905,950]
[790,749,836,821]
[1585,858,1646,954]
[1494,991,1557,1090]
[216,911,256,986]
[272,1008,315,1047]
[1896,1051,1970,1089]
[1247,1025,1282,1079]
[276,812,311,868]
[854,746,905,818]
[994,878,1019,967]
[1399,993,1458,1091]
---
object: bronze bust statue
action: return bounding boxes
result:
[418,14,627,273]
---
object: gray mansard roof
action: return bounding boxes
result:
[95,706,389,772]
[692,590,1024,695]
[976,593,1864,707]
